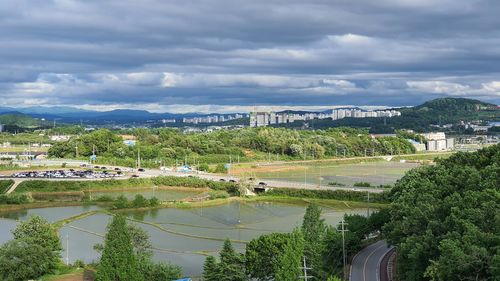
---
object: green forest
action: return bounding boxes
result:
[48,127,415,167]
[384,144,499,281]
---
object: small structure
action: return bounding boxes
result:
[406,139,426,152]
[420,132,454,151]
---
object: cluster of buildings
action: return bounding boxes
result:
[405,132,454,152]
[182,114,247,124]
[250,108,401,127]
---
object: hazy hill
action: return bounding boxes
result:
[0,113,46,129]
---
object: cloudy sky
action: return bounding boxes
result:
[1,0,499,113]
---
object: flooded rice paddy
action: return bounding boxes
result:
[0,201,368,276]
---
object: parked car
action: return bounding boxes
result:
[258,182,267,186]
[138,168,145,172]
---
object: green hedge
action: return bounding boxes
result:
[15,178,151,193]
[264,188,390,203]
[0,180,14,193]
[0,194,30,204]
[14,176,240,195]
[151,176,239,195]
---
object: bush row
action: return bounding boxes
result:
[15,178,151,193]
[151,176,240,195]
[263,188,390,203]
[0,194,30,204]
[112,195,160,209]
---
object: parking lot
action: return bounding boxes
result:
[10,169,125,179]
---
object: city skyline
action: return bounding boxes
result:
[1,0,500,112]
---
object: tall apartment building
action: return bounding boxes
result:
[250,108,402,127]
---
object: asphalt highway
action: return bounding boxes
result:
[350,240,394,281]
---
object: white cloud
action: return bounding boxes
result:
[406,81,471,95]
[481,81,500,94]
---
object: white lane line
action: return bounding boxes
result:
[363,243,386,281]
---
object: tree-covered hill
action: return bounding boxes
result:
[0,113,50,131]
[383,144,499,281]
[48,127,415,166]
[276,97,499,133]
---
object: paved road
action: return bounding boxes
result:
[350,240,394,281]
[1,161,384,194]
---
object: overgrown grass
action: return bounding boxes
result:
[15,178,152,193]
[263,188,390,203]
[15,176,240,195]
[0,179,14,193]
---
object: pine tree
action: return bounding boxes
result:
[301,203,327,280]
[218,239,247,281]
[202,255,220,281]
[95,215,144,281]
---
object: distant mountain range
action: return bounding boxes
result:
[0,98,498,128]
[0,106,247,124]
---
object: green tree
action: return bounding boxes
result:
[245,233,291,280]
[142,260,182,281]
[383,145,500,281]
[219,239,247,281]
[203,255,220,281]
[12,215,61,254]
[0,239,56,281]
[275,230,305,281]
[301,203,327,280]
[96,215,143,281]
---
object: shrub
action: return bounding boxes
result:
[148,197,160,207]
[73,259,85,268]
[0,194,31,204]
[132,194,148,208]
[113,195,130,209]
[213,163,227,174]
[0,180,14,193]
[95,195,114,202]
[353,182,371,187]
[198,163,210,172]
[209,190,230,199]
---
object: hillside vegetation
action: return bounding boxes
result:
[48,127,415,167]
[0,113,51,132]
[383,144,499,281]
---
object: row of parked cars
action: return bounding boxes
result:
[11,169,124,179]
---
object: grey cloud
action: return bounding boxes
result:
[0,0,499,110]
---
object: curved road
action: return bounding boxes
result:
[350,240,394,281]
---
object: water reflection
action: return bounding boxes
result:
[0,201,367,276]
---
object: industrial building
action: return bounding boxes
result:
[420,132,454,151]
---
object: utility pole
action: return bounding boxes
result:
[367,191,371,217]
[66,233,69,265]
[299,256,313,280]
[338,219,349,281]
[137,147,141,169]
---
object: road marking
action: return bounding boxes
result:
[363,242,386,281]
